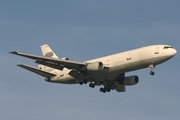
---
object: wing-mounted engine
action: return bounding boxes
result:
[119,75,139,86]
[82,61,104,71]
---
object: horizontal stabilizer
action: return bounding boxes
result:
[17,64,56,77]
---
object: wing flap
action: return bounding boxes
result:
[17,64,56,77]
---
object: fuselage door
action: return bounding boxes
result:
[154,46,161,64]
[126,52,132,69]
[155,47,159,54]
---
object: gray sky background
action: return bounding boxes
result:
[0,1,180,120]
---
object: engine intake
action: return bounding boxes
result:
[84,62,104,71]
[122,75,139,85]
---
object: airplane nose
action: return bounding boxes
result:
[172,49,177,56]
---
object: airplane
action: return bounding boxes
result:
[10,44,177,93]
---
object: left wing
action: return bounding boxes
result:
[17,64,56,77]
[10,51,86,71]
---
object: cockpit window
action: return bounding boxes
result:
[164,46,173,49]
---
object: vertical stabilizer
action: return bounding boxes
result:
[41,44,59,58]
[39,44,59,71]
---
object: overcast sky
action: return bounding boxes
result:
[0,1,180,120]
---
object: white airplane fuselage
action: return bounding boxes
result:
[49,45,177,84]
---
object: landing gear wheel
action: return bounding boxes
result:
[100,88,104,92]
[83,80,87,84]
[150,71,155,76]
[107,88,111,92]
[89,83,95,88]
[103,90,106,93]
[79,82,83,85]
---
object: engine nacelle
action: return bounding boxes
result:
[84,62,104,71]
[123,75,139,85]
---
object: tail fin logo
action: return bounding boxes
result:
[45,52,53,58]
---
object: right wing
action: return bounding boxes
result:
[10,50,110,81]
[17,64,56,77]
[10,51,86,71]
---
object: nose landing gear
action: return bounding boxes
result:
[149,64,155,76]
[150,71,155,75]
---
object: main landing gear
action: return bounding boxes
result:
[79,80,87,85]
[99,81,115,93]
[89,81,95,88]
[78,79,115,93]
[99,87,111,93]
[149,64,155,76]
[78,80,95,88]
